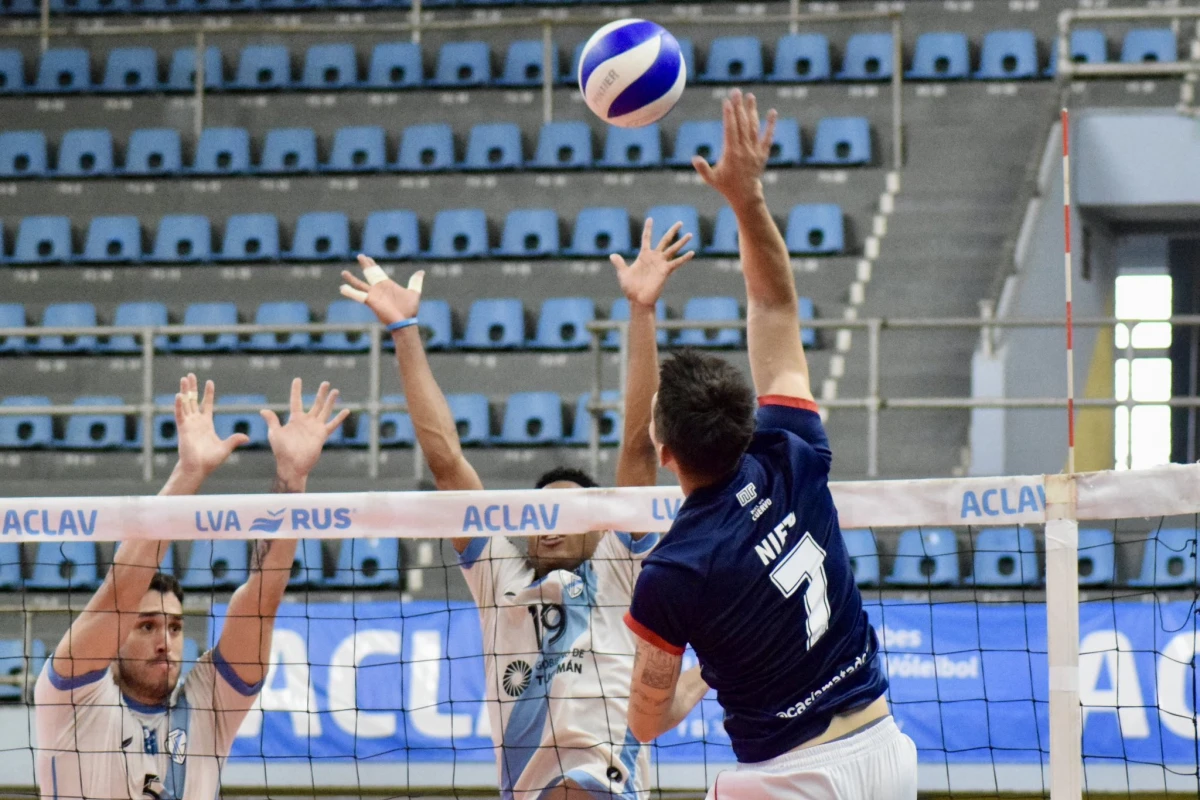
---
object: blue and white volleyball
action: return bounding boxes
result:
[578,19,687,129]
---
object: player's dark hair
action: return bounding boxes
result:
[148,572,183,603]
[535,466,598,489]
[656,349,756,483]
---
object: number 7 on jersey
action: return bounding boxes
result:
[770,532,831,650]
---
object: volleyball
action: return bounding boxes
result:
[577,18,687,129]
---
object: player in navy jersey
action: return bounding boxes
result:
[622,90,918,799]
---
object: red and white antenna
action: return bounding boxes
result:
[1061,107,1076,474]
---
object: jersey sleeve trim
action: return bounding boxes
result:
[458,537,488,569]
[213,646,265,697]
[614,531,660,554]
[624,611,686,656]
[758,395,819,413]
[45,657,108,691]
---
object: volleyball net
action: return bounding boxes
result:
[0,463,1199,797]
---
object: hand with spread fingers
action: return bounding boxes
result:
[173,372,250,480]
[262,378,350,489]
[611,218,696,308]
[692,88,778,211]
[340,254,425,329]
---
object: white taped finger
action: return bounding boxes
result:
[185,392,199,403]
[362,264,388,286]
[407,271,425,296]
[339,284,369,303]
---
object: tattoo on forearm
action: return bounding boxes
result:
[637,647,677,691]
[251,540,274,573]
[270,475,301,494]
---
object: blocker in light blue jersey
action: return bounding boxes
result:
[578,19,687,129]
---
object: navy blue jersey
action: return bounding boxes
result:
[625,397,887,764]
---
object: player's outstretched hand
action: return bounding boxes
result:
[611,218,695,308]
[340,254,424,327]
[262,378,350,486]
[174,373,249,479]
[693,88,778,210]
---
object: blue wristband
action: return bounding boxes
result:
[387,318,419,332]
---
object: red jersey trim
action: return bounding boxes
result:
[758,394,820,413]
[624,611,686,656]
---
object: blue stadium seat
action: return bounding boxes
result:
[669,120,723,166]
[232,44,291,90]
[175,302,238,352]
[766,117,802,166]
[976,30,1039,79]
[0,131,47,177]
[500,392,563,445]
[534,297,594,349]
[677,38,697,82]
[166,46,223,91]
[214,394,268,446]
[533,121,592,169]
[261,128,318,174]
[302,43,358,89]
[61,396,127,449]
[496,209,559,257]
[28,543,100,590]
[600,124,661,169]
[0,49,25,95]
[605,298,666,348]
[35,48,91,93]
[799,296,816,348]
[427,208,488,259]
[218,213,280,262]
[418,299,453,351]
[36,303,97,353]
[1121,28,1177,63]
[181,541,248,590]
[1078,528,1115,587]
[434,41,491,87]
[844,529,880,586]
[0,544,22,591]
[970,527,1038,586]
[772,33,830,81]
[53,0,128,12]
[907,32,970,80]
[82,215,141,263]
[321,299,376,352]
[568,207,631,257]
[0,639,30,697]
[247,301,310,352]
[152,214,211,262]
[451,393,491,444]
[786,204,844,254]
[676,296,742,348]
[564,41,586,85]
[464,123,523,170]
[327,538,401,588]
[700,36,763,83]
[151,393,180,450]
[707,207,739,256]
[102,47,159,93]
[1046,29,1107,76]
[57,129,114,177]
[326,125,388,173]
[179,638,198,681]
[499,40,558,86]
[645,205,700,253]
[290,212,350,261]
[887,528,960,586]
[125,129,183,176]
[362,209,420,259]
[836,33,894,80]
[0,0,37,13]
[568,391,620,446]
[0,397,51,448]
[0,305,28,354]
[14,216,72,264]
[1130,528,1198,587]
[809,117,871,165]
[460,298,525,349]
[192,127,251,175]
[366,42,423,88]
[397,123,455,172]
[377,394,415,446]
[288,539,327,588]
[102,301,168,354]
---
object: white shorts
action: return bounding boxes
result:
[706,716,917,800]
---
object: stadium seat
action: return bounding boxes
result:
[288,539,327,588]
[448,393,490,444]
[0,49,25,95]
[1121,28,1177,63]
[434,41,491,87]
[232,44,291,90]
[645,205,700,252]
[321,299,376,352]
[57,129,114,177]
[500,392,563,445]
[102,301,168,353]
[36,302,97,353]
[417,299,453,350]
[677,38,697,81]
[0,131,47,177]
[700,36,763,83]
[785,204,844,255]
[166,46,223,91]
[600,124,662,169]
[427,208,488,259]
[101,47,159,92]
[676,296,742,348]
[499,40,558,86]
[261,128,318,174]
[707,207,739,256]
[1046,29,1107,76]
[61,396,127,449]
[366,42,423,88]
[669,120,723,166]
[464,123,523,171]
[377,394,415,446]
[886,528,960,586]
[192,127,251,175]
[970,527,1038,586]
[247,301,310,352]
[214,394,268,446]
[81,215,141,263]
[0,396,51,448]
[28,543,100,590]
[35,48,91,93]
[14,216,72,264]
[0,639,30,699]
[174,302,238,352]
[809,117,871,165]
[836,33,894,80]
[0,544,22,591]
[534,121,593,169]
[151,393,180,449]
[302,43,358,89]
[534,298,594,349]
[218,213,280,262]
[362,209,421,259]
[568,207,631,257]
[496,209,560,257]
[564,41,586,85]
[151,214,211,262]
[461,299,525,349]
[568,391,620,446]
[907,32,970,79]
[181,541,248,590]
[799,296,816,348]
[178,638,198,681]
[326,125,388,173]
[397,123,455,172]
[605,298,666,348]
[327,538,401,588]
[0,305,28,354]
[125,129,183,176]
[290,212,350,261]
[976,30,1039,79]
[770,33,831,82]
[766,117,802,166]
[0,0,37,13]
[1078,529,1116,587]
[1129,528,1199,587]
[843,529,880,587]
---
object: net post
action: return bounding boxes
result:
[1045,472,1082,799]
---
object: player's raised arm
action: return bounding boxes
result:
[694,89,814,403]
[50,374,248,680]
[215,378,349,689]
